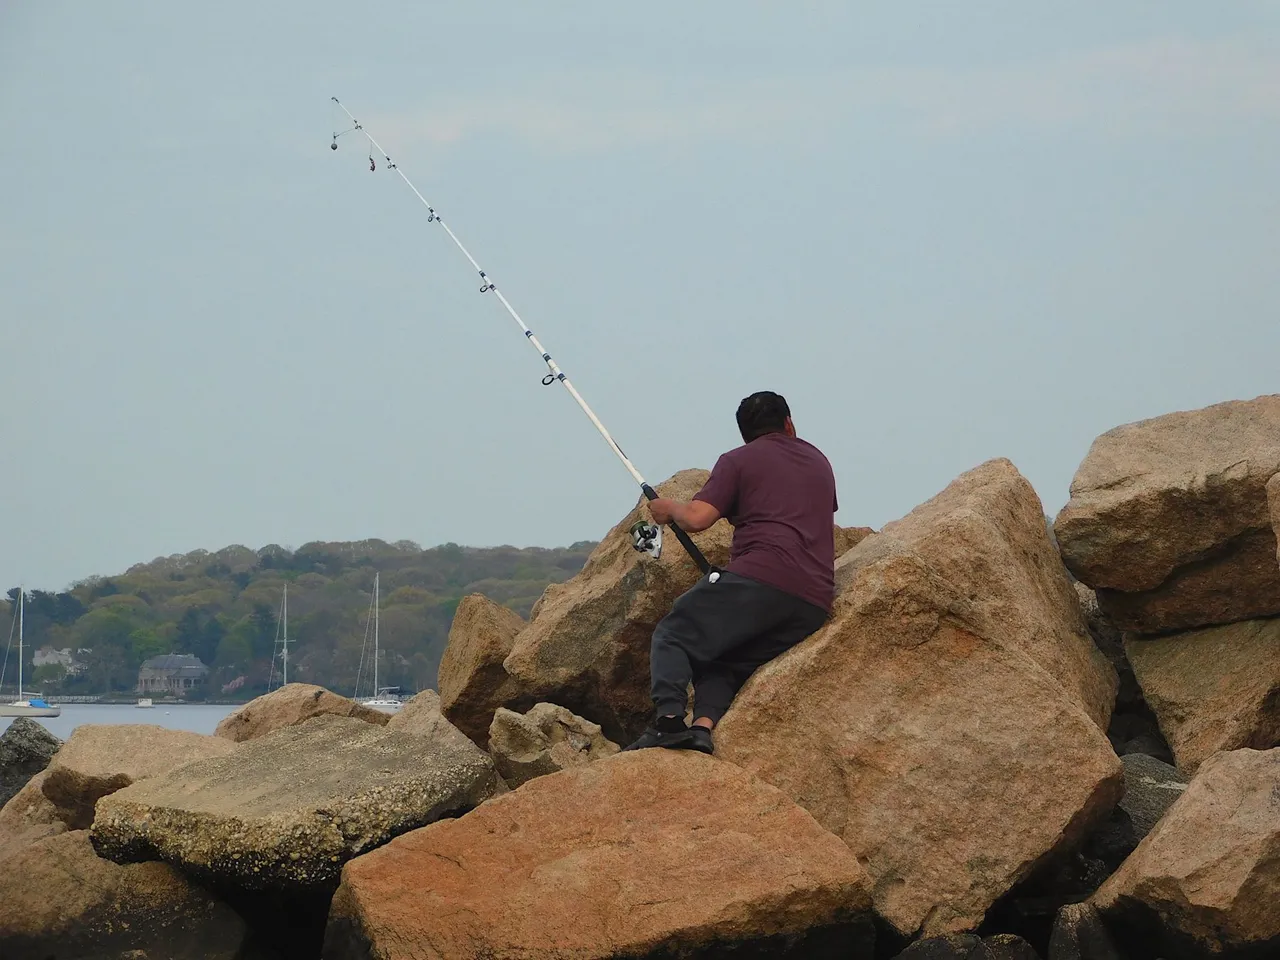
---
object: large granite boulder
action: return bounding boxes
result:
[1125,617,1280,772]
[487,701,619,788]
[323,750,876,959]
[215,682,389,743]
[0,830,250,960]
[92,714,501,892]
[502,469,733,743]
[42,724,236,828]
[437,594,529,746]
[1092,747,1280,958]
[717,460,1123,939]
[841,459,1116,726]
[0,717,60,808]
[1054,394,1280,634]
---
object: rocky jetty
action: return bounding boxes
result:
[3,391,1276,959]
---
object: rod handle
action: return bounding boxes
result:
[641,484,713,575]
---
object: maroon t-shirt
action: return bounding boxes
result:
[692,433,838,612]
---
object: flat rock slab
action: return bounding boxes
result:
[0,829,249,960]
[1054,394,1280,634]
[42,723,236,829]
[92,714,501,892]
[215,682,390,743]
[0,717,61,808]
[1125,617,1280,772]
[718,460,1123,939]
[1092,747,1280,959]
[323,750,877,960]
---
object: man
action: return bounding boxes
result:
[623,390,838,755]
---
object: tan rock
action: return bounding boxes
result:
[41,724,236,829]
[323,751,877,960]
[437,595,528,746]
[1092,748,1280,956]
[0,830,249,960]
[92,714,501,892]
[718,460,1123,938]
[215,682,389,743]
[1125,618,1280,773]
[838,459,1116,725]
[835,524,876,557]
[502,469,734,742]
[1269,472,1280,566]
[385,689,477,755]
[0,771,66,859]
[1054,394,1280,633]
[488,702,619,788]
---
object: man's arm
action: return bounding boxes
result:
[647,498,721,533]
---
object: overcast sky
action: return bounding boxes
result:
[1,2,1277,592]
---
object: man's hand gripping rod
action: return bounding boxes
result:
[330,98,710,573]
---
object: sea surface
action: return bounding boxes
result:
[0,703,238,740]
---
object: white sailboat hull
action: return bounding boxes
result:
[0,702,61,718]
[359,698,403,715]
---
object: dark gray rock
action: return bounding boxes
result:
[977,934,1041,959]
[1082,753,1188,874]
[1047,903,1122,960]
[0,718,60,808]
[894,934,982,959]
[1118,752,1187,836]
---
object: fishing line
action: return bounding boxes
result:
[327,97,710,572]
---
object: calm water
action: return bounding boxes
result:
[0,703,238,740]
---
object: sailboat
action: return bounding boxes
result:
[1,589,61,718]
[356,573,402,714]
[268,584,291,692]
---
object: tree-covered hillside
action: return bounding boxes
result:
[0,539,596,700]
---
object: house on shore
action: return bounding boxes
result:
[137,654,209,695]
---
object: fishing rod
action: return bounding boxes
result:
[328,97,710,574]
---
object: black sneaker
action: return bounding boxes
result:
[686,726,714,755]
[621,724,695,752]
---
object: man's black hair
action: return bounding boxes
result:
[736,391,791,443]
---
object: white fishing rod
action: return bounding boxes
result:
[329,97,710,573]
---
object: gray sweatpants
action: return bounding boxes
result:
[650,570,828,724]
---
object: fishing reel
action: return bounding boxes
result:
[629,520,663,560]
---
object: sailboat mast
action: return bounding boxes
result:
[17,588,23,700]
[373,572,379,695]
[282,584,289,686]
